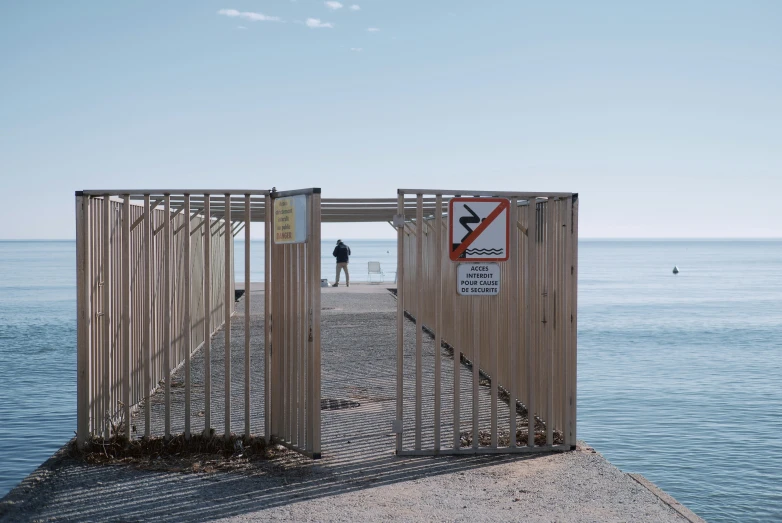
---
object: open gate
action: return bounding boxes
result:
[393,189,578,455]
[267,188,322,458]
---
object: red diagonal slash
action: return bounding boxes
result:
[451,198,509,260]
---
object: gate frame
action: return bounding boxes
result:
[75,187,577,460]
[266,188,322,459]
[393,189,578,456]
[74,189,323,459]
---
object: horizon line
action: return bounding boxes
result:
[1,237,781,242]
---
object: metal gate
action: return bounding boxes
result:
[393,189,578,455]
[267,188,322,458]
[75,188,322,459]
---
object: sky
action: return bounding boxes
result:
[1,1,780,239]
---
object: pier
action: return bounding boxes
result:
[1,284,701,522]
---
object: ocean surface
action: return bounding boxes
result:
[1,239,780,522]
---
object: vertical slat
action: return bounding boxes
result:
[526,199,537,447]
[293,244,301,446]
[570,196,579,446]
[311,192,322,457]
[298,241,306,446]
[415,194,423,450]
[264,195,272,442]
[181,195,190,438]
[288,245,295,441]
[103,195,111,439]
[396,193,405,454]
[89,201,97,436]
[275,229,284,441]
[282,246,289,441]
[143,195,152,438]
[76,195,90,446]
[453,227,461,450]
[490,288,498,448]
[304,211,313,451]
[289,245,295,442]
[121,196,131,439]
[245,194,251,437]
[203,195,212,436]
[164,194,172,439]
[224,194,232,437]
[546,201,554,446]
[561,197,571,446]
[509,198,519,447]
[434,194,442,452]
[472,295,480,449]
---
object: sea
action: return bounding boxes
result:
[0,239,780,522]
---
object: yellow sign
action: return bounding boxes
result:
[274,195,307,243]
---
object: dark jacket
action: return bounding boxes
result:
[333,242,351,263]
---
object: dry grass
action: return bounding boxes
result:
[460,428,565,448]
[68,433,278,473]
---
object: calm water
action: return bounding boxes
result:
[1,239,780,522]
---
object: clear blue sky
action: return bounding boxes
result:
[1,1,780,239]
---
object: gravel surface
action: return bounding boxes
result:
[0,285,691,522]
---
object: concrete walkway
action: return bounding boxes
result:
[0,285,701,522]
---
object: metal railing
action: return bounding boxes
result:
[74,192,265,445]
[396,190,579,455]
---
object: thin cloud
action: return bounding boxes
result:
[350,47,363,52]
[218,9,281,22]
[349,4,360,10]
[306,18,334,28]
[325,1,343,10]
[366,27,380,32]
[237,25,248,30]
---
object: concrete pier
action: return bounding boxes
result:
[0,285,702,522]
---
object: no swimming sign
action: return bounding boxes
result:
[448,197,510,262]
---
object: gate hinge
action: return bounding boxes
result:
[392,214,405,228]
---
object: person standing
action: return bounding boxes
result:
[332,239,351,287]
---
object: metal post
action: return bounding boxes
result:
[102,195,111,440]
[396,193,405,454]
[509,198,519,448]
[311,191,322,457]
[245,194,251,437]
[76,194,90,446]
[121,195,131,439]
[415,194,423,451]
[434,194,442,452]
[571,196,579,447]
[224,193,232,437]
[527,199,537,447]
[143,195,152,438]
[472,293,480,450]
[203,194,212,436]
[546,201,554,447]
[264,195,271,442]
[164,194,172,439]
[184,194,192,438]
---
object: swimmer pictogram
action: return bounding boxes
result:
[448,197,510,262]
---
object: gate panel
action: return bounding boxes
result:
[267,188,322,458]
[75,190,267,445]
[394,189,578,456]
